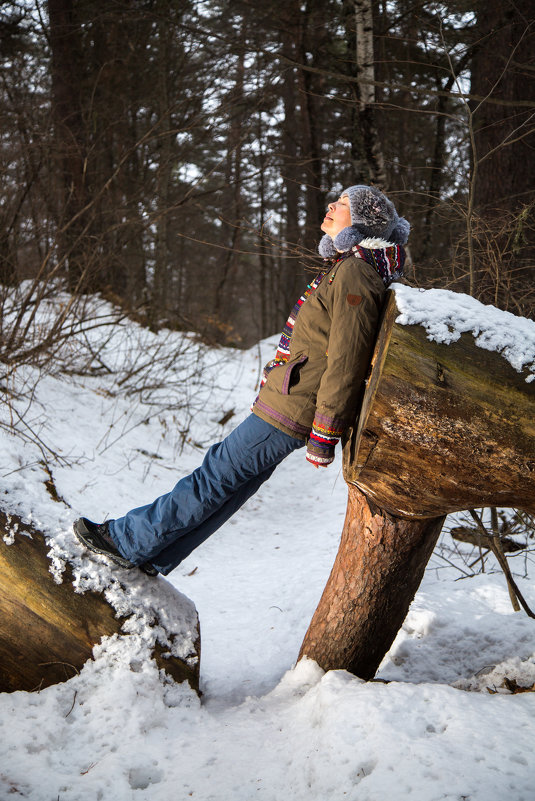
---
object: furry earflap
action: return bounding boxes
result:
[332,226,365,252]
[318,234,338,258]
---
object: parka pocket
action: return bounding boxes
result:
[282,354,308,395]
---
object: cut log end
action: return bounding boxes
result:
[343,291,535,518]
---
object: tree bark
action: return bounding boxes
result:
[214,19,246,320]
[152,10,173,319]
[355,0,387,188]
[279,1,304,312]
[296,3,324,243]
[47,0,90,287]
[299,484,444,679]
[0,510,200,694]
[469,0,535,310]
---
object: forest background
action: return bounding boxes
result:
[1,0,534,358]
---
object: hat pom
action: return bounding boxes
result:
[318,234,337,258]
[388,216,410,245]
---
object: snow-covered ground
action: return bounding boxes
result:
[0,288,534,800]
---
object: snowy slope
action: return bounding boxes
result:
[0,289,534,801]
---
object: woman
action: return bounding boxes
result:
[74,184,409,577]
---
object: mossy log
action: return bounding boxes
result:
[0,510,200,694]
[301,289,535,678]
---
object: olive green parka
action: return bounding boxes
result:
[252,251,388,465]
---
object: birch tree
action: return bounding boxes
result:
[354,0,387,188]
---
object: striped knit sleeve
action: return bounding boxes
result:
[305,413,345,467]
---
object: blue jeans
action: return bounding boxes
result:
[108,414,304,575]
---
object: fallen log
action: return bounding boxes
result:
[300,287,535,679]
[450,525,525,553]
[0,509,200,694]
[345,290,535,518]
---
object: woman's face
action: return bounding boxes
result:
[320,195,352,239]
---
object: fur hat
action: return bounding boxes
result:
[318,185,410,258]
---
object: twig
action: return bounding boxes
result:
[469,509,535,618]
[491,507,520,611]
[65,690,78,718]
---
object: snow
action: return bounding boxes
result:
[1,290,535,800]
[394,284,535,381]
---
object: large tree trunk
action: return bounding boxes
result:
[0,510,200,694]
[470,0,535,310]
[355,0,387,188]
[47,0,90,287]
[279,0,305,313]
[299,484,444,678]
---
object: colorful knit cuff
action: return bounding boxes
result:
[311,412,346,440]
[306,430,338,467]
[306,448,335,467]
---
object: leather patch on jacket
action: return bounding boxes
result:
[346,293,362,306]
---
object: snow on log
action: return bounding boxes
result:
[343,287,535,518]
[301,287,535,679]
[0,509,200,694]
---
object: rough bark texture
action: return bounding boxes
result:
[47,0,90,287]
[343,291,535,518]
[299,484,444,679]
[471,0,535,215]
[0,510,200,694]
[355,0,387,188]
